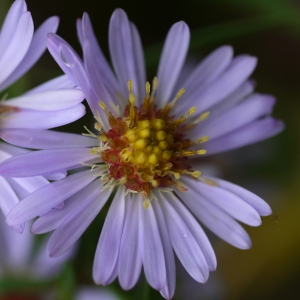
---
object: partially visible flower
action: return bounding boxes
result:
[75,286,120,300]
[1,9,284,299]
[0,0,85,231]
[0,213,74,299]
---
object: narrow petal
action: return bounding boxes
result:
[0,104,86,129]
[193,94,275,141]
[181,186,252,249]
[47,184,110,257]
[160,194,209,283]
[204,117,285,155]
[0,0,27,57]
[118,194,142,290]
[156,21,190,105]
[184,177,262,226]
[93,186,125,285]
[109,9,144,102]
[169,192,217,270]
[44,172,67,181]
[7,176,49,199]
[152,196,176,300]
[140,195,166,290]
[32,181,103,234]
[6,170,97,226]
[184,55,257,114]
[0,176,20,216]
[0,12,33,84]
[0,148,97,177]
[0,129,98,149]
[25,75,75,94]
[206,177,272,216]
[2,89,84,111]
[0,16,59,91]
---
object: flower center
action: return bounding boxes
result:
[90,78,211,205]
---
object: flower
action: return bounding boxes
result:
[0,9,284,299]
[0,0,86,231]
[0,213,74,299]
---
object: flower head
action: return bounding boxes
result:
[0,8,284,299]
[0,0,86,231]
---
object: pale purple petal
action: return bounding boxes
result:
[109,9,144,102]
[0,104,86,129]
[0,142,29,157]
[48,186,110,257]
[0,12,33,84]
[0,176,20,216]
[0,148,97,177]
[25,75,75,95]
[206,177,272,216]
[152,197,176,300]
[6,170,97,226]
[44,172,67,181]
[192,93,275,141]
[32,180,104,234]
[0,0,27,58]
[6,176,49,199]
[139,194,166,290]
[0,129,97,149]
[183,55,257,114]
[204,117,285,155]
[181,185,252,249]
[156,21,190,105]
[160,193,209,283]
[0,16,59,91]
[169,192,217,270]
[93,186,125,285]
[184,178,262,226]
[118,194,142,290]
[2,89,84,111]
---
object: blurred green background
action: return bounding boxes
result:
[2,0,300,299]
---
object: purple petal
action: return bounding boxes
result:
[48,183,110,257]
[2,89,84,111]
[0,148,97,177]
[0,0,27,58]
[6,170,97,226]
[93,186,125,285]
[139,194,166,290]
[118,194,142,290]
[152,196,176,300]
[25,75,76,94]
[0,16,59,91]
[32,181,103,234]
[206,177,272,216]
[109,9,144,103]
[193,93,275,141]
[204,117,285,155]
[184,177,262,226]
[0,104,86,129]
[0,12,33,84]
[160,193,209,283]
[156,21,190,106]
[181,185,252,249]
[0,129,97,149]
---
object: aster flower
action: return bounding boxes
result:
[0,213,74,299]
[0,9,284,299]
[0,0,85,230]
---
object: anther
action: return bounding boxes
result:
[127,79,133,92]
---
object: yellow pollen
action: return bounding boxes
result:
[145,82,151,95]
[135,152,147,164]
[188,107,196,115]
[152,119,165,131]
[143,198,151,209]
[134,139,147,149]
[153,146,162,155]
[139,120,152,129]
[139,128,151,138]
[191,171,201,177]
[156,131,166,141]
[129,93,135,104]
[127,79,133,92]
[124,129,137,143]
[145,145,153,153]
[197,149,207,155]
[197,136,209,143]
[162,150,172,160]
[151,179,158,187]
[159,141,168,150]
[148,153,158,165]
